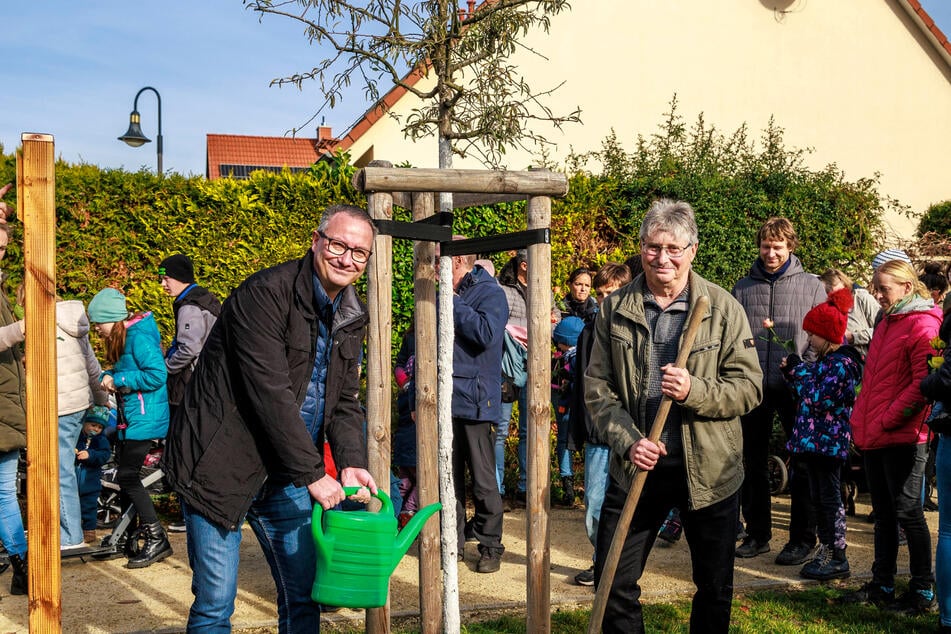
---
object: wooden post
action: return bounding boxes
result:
[20,133,61,631]
[411,192,444,634]
[366,185,394,634]
[525,191,552,634]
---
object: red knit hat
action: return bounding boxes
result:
[802,288,854,344]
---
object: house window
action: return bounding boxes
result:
[218,164,312,179]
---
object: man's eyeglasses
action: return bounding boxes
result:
[318,231,372,264]
[642,242,692,259]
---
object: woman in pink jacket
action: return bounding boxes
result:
[844,259,943,613]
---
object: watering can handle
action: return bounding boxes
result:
[312,486,394,526]
[311,487,394,562]
[340,486,394,515]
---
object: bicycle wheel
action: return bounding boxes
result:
[768,455,788,495]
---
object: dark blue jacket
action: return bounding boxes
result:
[452,265,508,423]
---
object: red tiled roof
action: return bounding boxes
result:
[906,0,951,56]
[335,66,429,155]
[206,132,338,179]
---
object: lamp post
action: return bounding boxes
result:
[118,86,163,174]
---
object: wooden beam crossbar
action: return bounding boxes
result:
[355,167,568,196]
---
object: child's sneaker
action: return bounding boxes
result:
[840,582,895,606]
[799,545,850,581]
[889,588,937,615]
[657,508,683,545]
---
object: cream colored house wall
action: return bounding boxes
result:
[342,0,951,241]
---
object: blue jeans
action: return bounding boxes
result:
[59,410,85,546]
[0,449,26,557]
[584,443,610,552]
[183,482,319,634]
[555,412,573,478]
[495,390,527,494]
[937,435,951,626]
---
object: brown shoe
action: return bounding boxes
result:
[83,530,97,544]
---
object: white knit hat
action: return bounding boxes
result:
[871,248,912,270]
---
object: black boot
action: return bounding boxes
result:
[126,522,172,569]
[10,553,27,595]
[560,475,574,507]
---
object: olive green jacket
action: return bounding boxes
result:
[0,291,26,454]
[584,271,763,510]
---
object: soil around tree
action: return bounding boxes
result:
[0,493,937,633]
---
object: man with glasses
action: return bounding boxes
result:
[586,199,762,632]
[163,204,379,633]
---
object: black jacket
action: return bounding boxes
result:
[569,320,598,449]
[921,312,951,410]
[162,251,369,529]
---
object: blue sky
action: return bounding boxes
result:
[3,1,950,178]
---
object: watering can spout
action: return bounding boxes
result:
[393,501,442,564]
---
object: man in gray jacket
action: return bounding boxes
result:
[586,199,762,633]
[732,217,826,564]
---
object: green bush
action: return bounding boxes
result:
[550,97,889,288]
[917,199,951,237]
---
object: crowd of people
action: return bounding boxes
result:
[0,195,949,634]
[389,205,951,633]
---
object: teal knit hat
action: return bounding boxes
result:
[88,288,128,323]
[83,405,110,428]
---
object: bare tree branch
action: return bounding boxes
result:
[246,0,579,168]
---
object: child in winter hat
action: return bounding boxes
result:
[552,316,585,349]
[87,288,129,323]
[780,286,864,582]
[802,287,853,347]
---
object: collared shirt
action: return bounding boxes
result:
[643,285,690,465]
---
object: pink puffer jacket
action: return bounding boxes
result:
[850,298,942,450]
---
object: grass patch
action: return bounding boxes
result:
[310,586,938,633]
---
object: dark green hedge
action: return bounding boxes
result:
[0,104,888,352]
[549,100,888,290]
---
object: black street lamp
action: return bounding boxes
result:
[118,86,163,174]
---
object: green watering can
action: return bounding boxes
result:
[311,487,441,608]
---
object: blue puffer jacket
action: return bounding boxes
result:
[452,265,508,423]
[104,312,169,441]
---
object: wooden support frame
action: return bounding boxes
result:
[357,165,567,634]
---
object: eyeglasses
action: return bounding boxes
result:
[318,231,372,264]
[642,242,692,258]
